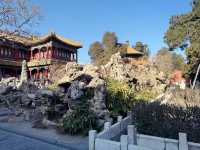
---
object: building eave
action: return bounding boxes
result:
[28,32,82,48]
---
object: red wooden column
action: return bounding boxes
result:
[38,49,41,60]
[47,69,49,78]
[40,69,43,79]
[45,69,48,78]
[49,47,52,59]
[42,69,45,79]
[36,69,39,80]
[41,69,43,79]
[47,47,49,59]
[44,69,47,78]
[47,48,49,59]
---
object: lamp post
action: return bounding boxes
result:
[192,63,200,89]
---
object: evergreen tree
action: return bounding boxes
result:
[102,32,118,49]
[154,48,185,76]
[88,42,104,64]
[134,41,150,57]
[165,0,200,77]
[88,32,120,66]
[88,32,150,66]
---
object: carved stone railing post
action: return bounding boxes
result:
[179,133,188,150]
[89,130,97,150]
[104,122,111,130]
[128,125,137,145]
[121,135,128,150]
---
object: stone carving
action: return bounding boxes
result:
[19,60,28,85]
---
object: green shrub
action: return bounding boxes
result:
[60,100,97,135]
[132,101,200,142]
[47,83,58,91]
[61,109,97,135]
[105,78,135,117]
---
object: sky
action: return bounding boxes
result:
[32,0,191,64]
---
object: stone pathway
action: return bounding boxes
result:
[0,122,88,150]
[0,129,70,150]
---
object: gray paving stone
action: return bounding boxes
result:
[0,130,70,150]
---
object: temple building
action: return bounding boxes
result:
[124,47,144,58]
[122,46,145,65]
[0,31,82,81]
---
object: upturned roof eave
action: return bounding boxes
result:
[28,32,82,48]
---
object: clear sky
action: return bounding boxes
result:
[32,0,191,64]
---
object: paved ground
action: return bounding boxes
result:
[0,121,88,150]
[0,129,70,150]
[0,108,88,150]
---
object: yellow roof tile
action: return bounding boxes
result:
[0,31,82,48]
[126,47,143,55]
[30,32,82,48]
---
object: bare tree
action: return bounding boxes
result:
[153,47,185,76]
[0,0,40,36]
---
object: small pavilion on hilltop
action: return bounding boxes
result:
[124,47,144,58]
[122,46,145,65]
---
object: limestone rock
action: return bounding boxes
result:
[27,93,36,99]
[31,109,47,128]
[101,52,168,94]
[66,62,83,76]
[0,52,169,128]
[0,85,13,95]
[37,89,54,97]
[155,88,200,107]
[0,77,18,89]
[82,64,100,78]
[68,81,85,100]
[57,62,110,124]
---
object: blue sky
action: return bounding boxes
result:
[33,0,191,64]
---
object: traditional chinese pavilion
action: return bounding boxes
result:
[122,46,145,65]
[0,31,82,80]
[125,47,143,57]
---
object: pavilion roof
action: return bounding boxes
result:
[0,30,33,46]
[29,32,82,48]
[126,47,144,55]
[0,31,82,48]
